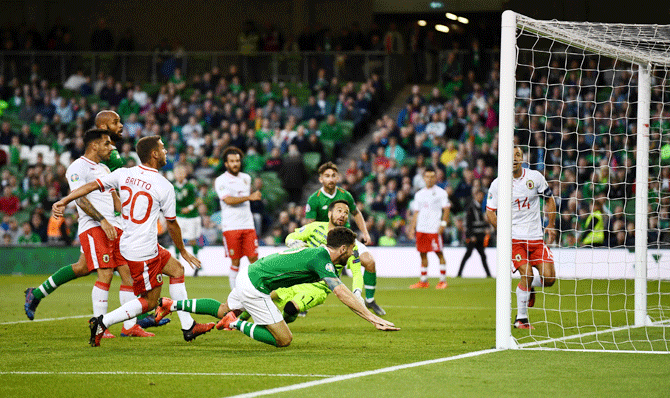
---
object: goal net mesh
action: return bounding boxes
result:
[510,15,670,351]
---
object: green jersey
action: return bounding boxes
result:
[286,221,363,292]
[247,246,339,294]
[305,187,356,227]
[102,148,125,172]
[174,180,199,218]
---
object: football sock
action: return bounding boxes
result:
[420,267,428,283]
[439,262,447,282]
[364,271,376,301]
[92,281,110,317]
[531,274,543,288]
[169,277,195,330]
[34,265,77,300]
[172,298,222,317]
[516,284,530,319]
[230,320,278,346]
[102,297,148,328]
[229,266,239,290]
[119,285,137,329]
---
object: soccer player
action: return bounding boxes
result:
[154,227,399,347]
[486,146,557,330]
[95,110,126,172]
[273,199,364,323]
[173,164,203,274]
[52,135,215,346]
[214,146,261,290]
[304,162,385,316]
[407,166,451,289]
[24,129,157,338]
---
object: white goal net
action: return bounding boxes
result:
[496,11,670,352]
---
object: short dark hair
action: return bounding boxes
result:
[83,129,110,149]
[326,226,356,249]
[424,166,436,174]
[318,161,338,175]
[223,146,244,163]
[328,199,350,212]
[136,135,162,163]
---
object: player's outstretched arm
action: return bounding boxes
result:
[75,196,117,240]
[52,180,101,218]
[486,209,497,229]
[166,219,201,269]
[325,277,399,331]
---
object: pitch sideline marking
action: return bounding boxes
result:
[224,348,500,398]
[0,371,333,377]
[0,314,92,325]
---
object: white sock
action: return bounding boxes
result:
[531,274,543,288]
[229,268,238,290]
[169,281,195,330]
[102,299,143,328]
[91,282,110,317]
[119,286,138,329]
[420,267,428,283]
[439,262,447,282]
[516,285,530,320]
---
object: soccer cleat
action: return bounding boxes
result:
[528,288,536,307]
[436,281,448,290]
[216,311,238,331]
[409,281,430,289]
[154,297,173,322]
[102,329,116,339]
[183,322,215,341]
[137,313,171,329]
[365,300,387,316]
[514,318,535,330]
[120,324,155,337]
[89,315,106,347]
[24,288,41,320]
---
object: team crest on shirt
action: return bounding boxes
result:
[488,192,492,199]
[70,173,79,182]
[325,262,335,274]
[157,274,163,283]
[102,254,110,263]
[514,254,522,262]
[229,249,235,256]
[526,180,534,190]
[322,205,328,210]
[305,204,311,212]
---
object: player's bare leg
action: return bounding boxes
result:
[229,258,241,290]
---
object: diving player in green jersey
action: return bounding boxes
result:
[154,227,399,347]
[241,200,364,323]
[304,161,386,316]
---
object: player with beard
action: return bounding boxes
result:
[154,227,399,347]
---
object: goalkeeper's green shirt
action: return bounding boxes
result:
[102,148,125,172]
[285,221,363,292]
[247,247,340,295]
[305,187,356,228]
[174,181,199,218]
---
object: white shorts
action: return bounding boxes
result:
[177,216,202,241]
[355,239,370,255]
[226,266,283,325]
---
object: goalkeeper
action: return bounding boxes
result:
[242,200,364,324]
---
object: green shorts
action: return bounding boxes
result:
[274,282,330,312]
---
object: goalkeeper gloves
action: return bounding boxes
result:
[287,240,307,249]
[353,289,364,305]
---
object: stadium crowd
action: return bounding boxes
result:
[0,19,668,251]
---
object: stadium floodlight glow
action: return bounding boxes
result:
[435,24,450,33]
[418,20,427,27]
[457,16,469,24]
[446,13,457,20]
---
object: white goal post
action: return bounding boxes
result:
[497,11,670,352]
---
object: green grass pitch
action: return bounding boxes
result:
[1,275,669,397]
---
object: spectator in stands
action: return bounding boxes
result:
[90,17,113,51]
[279,144,308,204]
[17,221,41,245]
[0,184,20,216]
